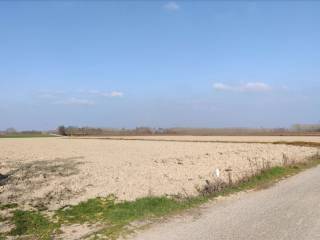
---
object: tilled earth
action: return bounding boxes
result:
[0,137,318,210]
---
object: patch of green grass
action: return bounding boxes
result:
[56,196,200,225]
[226,166,294,193]
[103,197,195,223]
[56,198,111,223]
[10,210,58,240]
[55,196,203,239]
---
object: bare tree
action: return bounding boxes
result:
[57,125,66,136]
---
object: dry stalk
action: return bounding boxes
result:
[282,153,289,166]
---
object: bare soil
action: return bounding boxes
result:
[0,137,318,210]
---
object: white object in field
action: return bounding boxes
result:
[214,169,220,178]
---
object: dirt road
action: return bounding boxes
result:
[130,166,320,240]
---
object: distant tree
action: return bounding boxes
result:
[5,128,16,134]
[135,127,153,135]
[57,125,66,136]
[291,124,301,132]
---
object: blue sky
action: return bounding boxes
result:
[1,1,320,130]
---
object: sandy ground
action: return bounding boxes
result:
[0,137,318,210]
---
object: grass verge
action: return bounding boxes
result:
[4,154,320,240]
[10,210,59,239]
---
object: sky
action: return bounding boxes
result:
[1,1,320,130]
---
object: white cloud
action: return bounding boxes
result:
[109,91,124,97]
[37,89,123,105]
[76,90,124,97]
[163,1,180,11]
[212,83,233,91]
[90,90,124,97]
[242,82,271,92]
[213,82,271,92]
[53,98,95,106]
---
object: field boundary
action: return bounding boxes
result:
[70,136,320,148]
